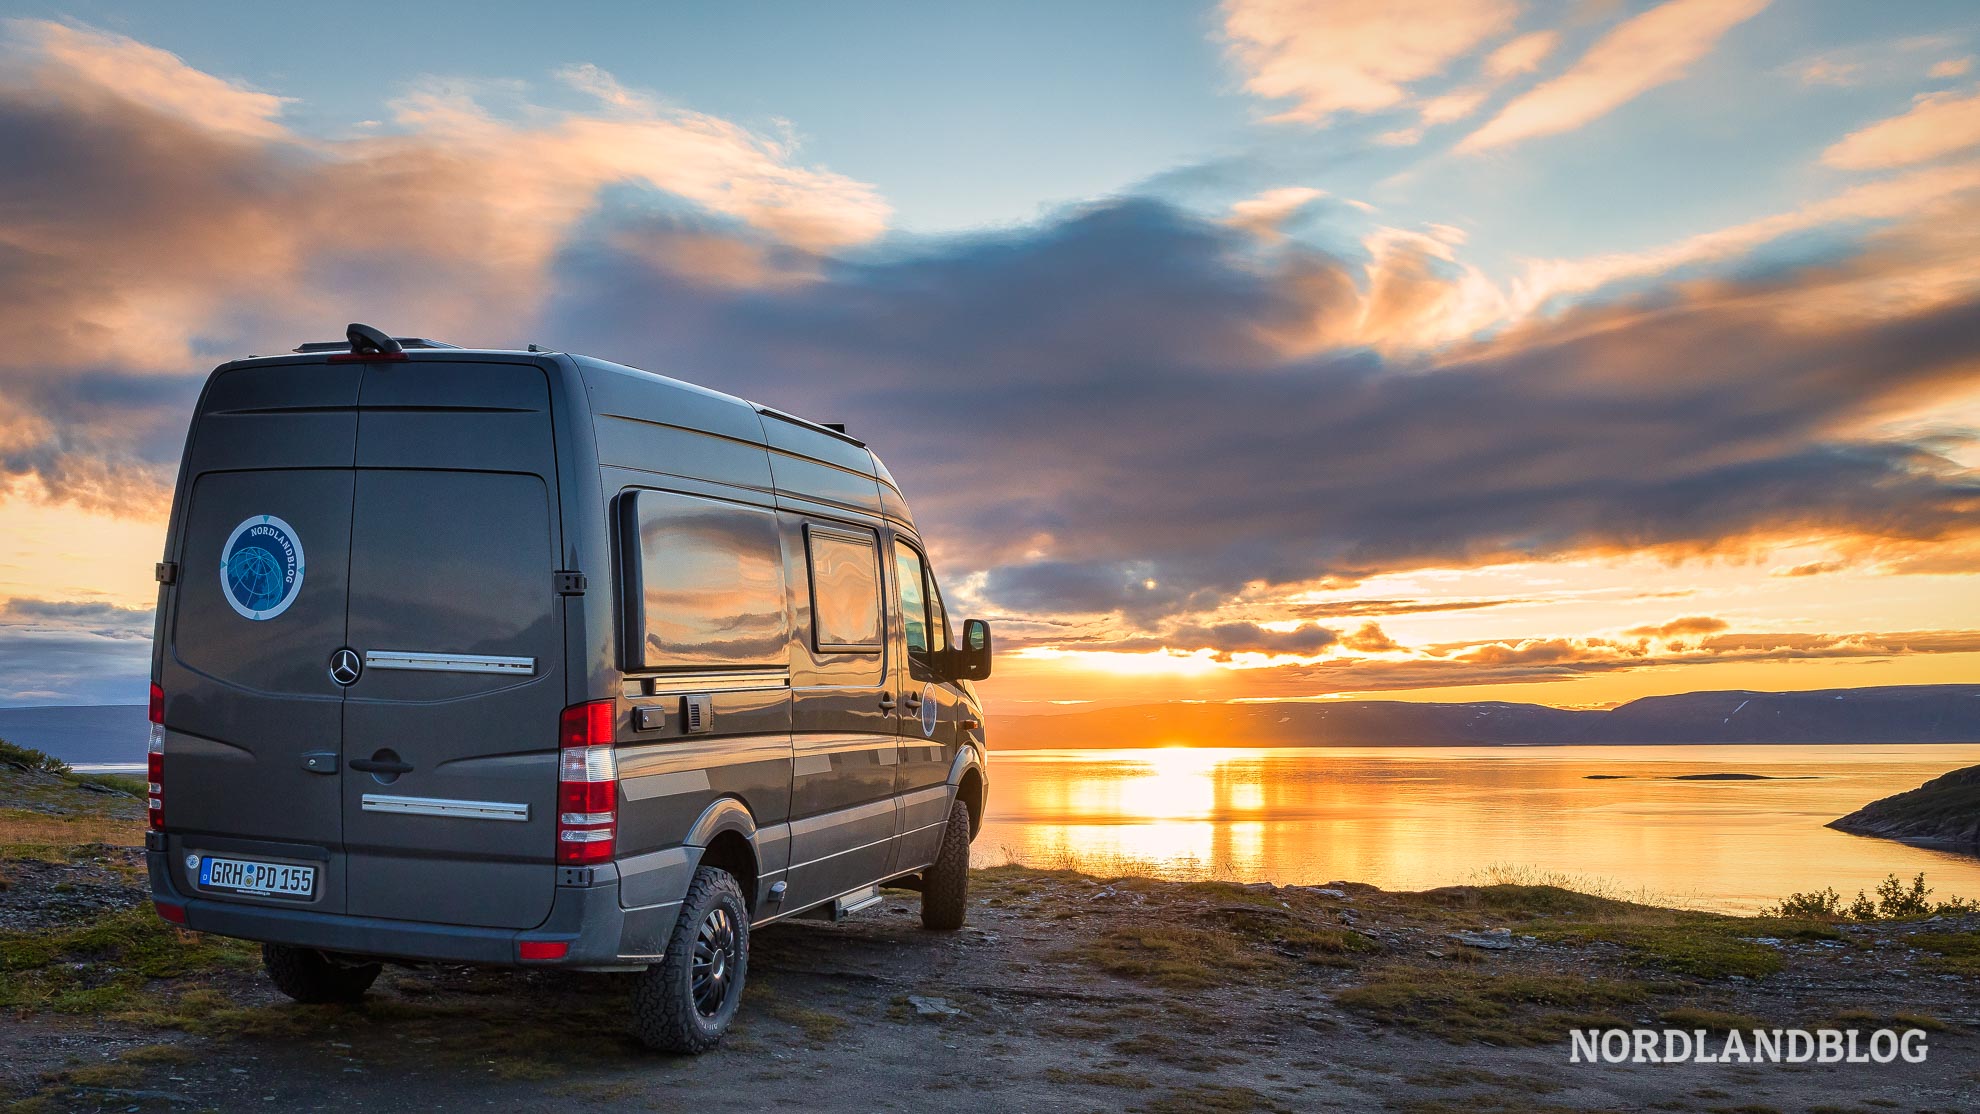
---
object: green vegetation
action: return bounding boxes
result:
[1657,1007,1767,1033]
[1528,918,1788,979]
[0,907,258,1016]
[1068,924,1282,988]
[1333,966,1649,1045]
[0,738,73,774]
[1139,1084,1291,1114]
[1907,930,1980,977]
[1044,1067,1155,1090]
[1767,873,1976,921]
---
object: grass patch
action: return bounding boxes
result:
[50,1062,147,1088]
[1528,914,1835,980]
[1335,966,1650,1045]
[1909,931,1980,977]
[1110,1031,1239,1072]
[0,809,143,857]
[1045,1067,1155,1090]
[1658,1007,1767,1033]
[1068,924,1281,988]
[1199,906,1378,967]
[762,998,850,1042]
[1139,1084,1290,1114]
[0,906,258,1016]
[1826,1008,1950,1033]
[1402,1066,1562,1094]
[117,1043,199,1065]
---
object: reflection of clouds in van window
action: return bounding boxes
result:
[636,495,787,669]
[807,532,881,648]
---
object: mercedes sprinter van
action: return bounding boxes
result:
[146,324,992,1052]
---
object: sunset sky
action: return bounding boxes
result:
[2,1,1978,713]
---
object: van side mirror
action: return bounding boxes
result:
[953,619,992,681]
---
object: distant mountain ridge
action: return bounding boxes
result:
[6,685,1979,761]
[991,684,1980,749]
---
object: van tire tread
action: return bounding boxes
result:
[631,865,749,1054]
[921,798,971,931]
[261,943,380,1004]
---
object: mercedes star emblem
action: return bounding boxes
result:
[329,648,363,686]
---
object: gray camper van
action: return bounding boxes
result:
[145,325,992,1052]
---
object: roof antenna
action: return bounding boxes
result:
[346,323,403,356]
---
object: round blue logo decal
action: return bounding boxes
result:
[219,515,305,620]
[920,683,938,737]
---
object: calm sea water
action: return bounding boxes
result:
[971,745,1980,913]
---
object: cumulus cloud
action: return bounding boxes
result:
[551,194,1980,623]
[0,18,888,515]
[1460,0,1770,153]
[1221,0,1518,124]
[1822,88,1980,170]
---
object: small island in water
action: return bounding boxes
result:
[1830,764,1980,853]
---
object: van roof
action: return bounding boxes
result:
[223,327,904,511]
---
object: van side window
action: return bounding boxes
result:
[625,490,788,669]
[894,542,952,677]
[805,525,883,653]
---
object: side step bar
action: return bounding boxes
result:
[794,884,885,923]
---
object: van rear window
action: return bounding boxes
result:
[626,491,788,669]
[805,526,883,653]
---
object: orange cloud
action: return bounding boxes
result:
[4,19,291,139]
[1822,88,1980,170]
[1459,0,1770,153]
[1222,0,1518,124]
[1624,615,1729,637]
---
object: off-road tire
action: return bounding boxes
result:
[921,798,972,931]
[261,943,381,1004]
[631,865,749,1054]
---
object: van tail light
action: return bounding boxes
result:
[154,900,187,925]
[147,682,165,831]
[556,700,617,865]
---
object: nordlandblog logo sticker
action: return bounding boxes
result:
[219,515,304,620]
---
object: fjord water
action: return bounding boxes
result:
[972,745,1980,913]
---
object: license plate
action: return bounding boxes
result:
[197,855,317,899]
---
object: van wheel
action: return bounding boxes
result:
[921,798,973,931]
[631,865,749,1054]
[261,944,380,1004]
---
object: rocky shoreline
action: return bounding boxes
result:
[1830,765,1980,853]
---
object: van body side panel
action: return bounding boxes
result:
[779,512,899,910]
[160,362,361,911]
[338,361,564,930]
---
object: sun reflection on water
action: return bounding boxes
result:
[972,744,1980,913]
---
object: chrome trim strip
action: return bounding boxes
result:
[365,650,535,676]
[637,671,790,695]
[359,794,530,821]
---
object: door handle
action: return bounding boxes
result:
[903,694,922,710]
[878,692,898,711]
[348,757,413,775]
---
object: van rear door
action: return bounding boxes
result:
[338,360,565,930]
[161,363,359,913]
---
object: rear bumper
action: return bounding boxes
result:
[147,840,680,969]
